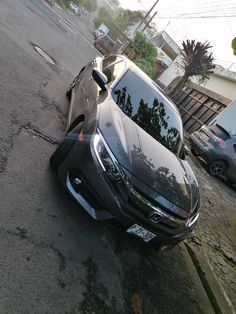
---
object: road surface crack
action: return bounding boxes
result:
[23,122,60,145]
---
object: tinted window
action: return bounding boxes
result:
[102,56,125,84]
[234,144,236,153]
[112,70,183,155]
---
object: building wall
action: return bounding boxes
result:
[157,55,184,88]
[158,58,236,101]
[197,75,236,101]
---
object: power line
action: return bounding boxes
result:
[157,14,236,19]
[158,3,236,18]
[179,7,236,16]
[158,0,236,12]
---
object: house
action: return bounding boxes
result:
[154,31,236,101]
[195,65,236,100]
[150,31,182,84]
[156,54,184,92]
[158,62,236,101]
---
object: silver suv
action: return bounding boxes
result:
[190,122,236,184]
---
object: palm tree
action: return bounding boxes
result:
[169,40,215,98]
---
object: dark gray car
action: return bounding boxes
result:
[190,122,236,184]
[50,55,200,249]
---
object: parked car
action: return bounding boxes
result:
[190,120,236,184]
[69,2,79,14]
[94,29,105,40]
[50,55,200,250]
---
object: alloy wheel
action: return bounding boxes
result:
[209,160,226,176]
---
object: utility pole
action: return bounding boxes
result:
[136,0,159,32]
[142,11,157,32]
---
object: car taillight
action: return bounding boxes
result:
[213,135,225,148]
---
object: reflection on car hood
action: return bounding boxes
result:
[98,100,199,213]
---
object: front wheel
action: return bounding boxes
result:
[207,160,227,176]
[50,122,83,169]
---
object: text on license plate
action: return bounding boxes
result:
[127,224,156,242]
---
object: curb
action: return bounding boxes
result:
[180,242,235,314]
[179,243,214,314]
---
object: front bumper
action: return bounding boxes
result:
[57,137,198,246]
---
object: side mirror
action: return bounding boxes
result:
[92,69,108,92]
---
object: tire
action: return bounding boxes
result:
[190,145,198,156]
[207,160,227,176]
[50,122,83,169]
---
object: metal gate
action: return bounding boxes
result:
[172,82,231,136]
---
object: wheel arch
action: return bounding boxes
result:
[66,114,85,134]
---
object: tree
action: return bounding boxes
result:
[133,32,157,78]
[117,9,144,30]
[170,40,215,97]
[94,8,144,38]
[82,0,97,12]
[94,7,114,28]
[232,37,236,56]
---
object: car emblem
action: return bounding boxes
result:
[148,211,163,224]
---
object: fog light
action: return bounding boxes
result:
[74,178,81,185]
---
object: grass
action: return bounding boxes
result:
[56,0,68,10]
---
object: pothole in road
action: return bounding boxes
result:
[33,45,56,65]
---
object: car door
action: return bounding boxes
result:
[67,60,99,130]
[67,56,125,132]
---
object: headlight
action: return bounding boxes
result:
[92,130,122,183]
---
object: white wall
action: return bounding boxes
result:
[157,55,184,87]
[197,75,236,100]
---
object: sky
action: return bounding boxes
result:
[118,0,236,71]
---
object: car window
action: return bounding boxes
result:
[233,144,236,153]
[112,70,183,155]
[102,56,125,84]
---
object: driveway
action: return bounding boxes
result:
[186,146,236,310]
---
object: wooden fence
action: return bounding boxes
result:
[172,82,231,136]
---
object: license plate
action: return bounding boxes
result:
[127,224,156,242]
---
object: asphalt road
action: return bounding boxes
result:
[0,1,211,313]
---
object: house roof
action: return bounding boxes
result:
[150,31,181,60]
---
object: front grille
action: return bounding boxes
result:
[126,184,186,232]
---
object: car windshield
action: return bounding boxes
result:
[112,70,183,155]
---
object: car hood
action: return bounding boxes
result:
[98,99,199,214]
